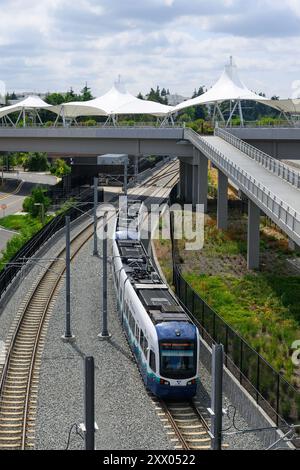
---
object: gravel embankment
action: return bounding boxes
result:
[35,235,174,450]
[0,210,266,451]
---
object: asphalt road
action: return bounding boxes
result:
[0,172,57,254]
[2,171,57,186]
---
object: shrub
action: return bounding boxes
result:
[23,187,51,218]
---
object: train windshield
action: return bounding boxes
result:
[160,342,197,379]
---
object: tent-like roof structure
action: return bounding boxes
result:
[55,80,172,118]
[173,58,268,113]
[0,95,55,119]
[260,99,300,114]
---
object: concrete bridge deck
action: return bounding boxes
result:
[203,135,300,216]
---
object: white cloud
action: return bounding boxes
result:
[0,0,299,99]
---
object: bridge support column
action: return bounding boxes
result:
[179,160,185,199]
[198,151,208,213]
[217,170,228,231]
[185,163,193,204]
[288,239,300,253]
[192,164,199,208]
[247,200,260,270]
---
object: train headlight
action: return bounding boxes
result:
[187,379,196,386]
[160,379,170,386]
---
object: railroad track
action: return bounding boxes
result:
[153,397,212,450]
[0,222,95,450]
[0,160,179,451]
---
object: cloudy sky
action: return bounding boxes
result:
[0,0,300,98]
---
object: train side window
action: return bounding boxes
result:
[135,325,140,342]
[140,330,144,348]
[149,350,156,373]
[144,337,148,356]
[129,313,135,333]
[124,302,128,319]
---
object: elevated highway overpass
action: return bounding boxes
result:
[0,126,192,157]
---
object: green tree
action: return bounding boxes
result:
[50,159,71,178]
[45,93,66,105]
[23,187,51,219]
[24,153,49,172]
[80,83,93,101]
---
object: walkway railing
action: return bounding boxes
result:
[215,126,300,190]
[0,122,182,129]
[184,128,300,244]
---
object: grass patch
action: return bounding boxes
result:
[155,209,300,385]
[183,272,300,381]
[0,214,41,232]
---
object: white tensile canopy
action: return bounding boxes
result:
[113,97,171,116]
[261,99,300,115]
[54,80,173,123]
[173,58,269,125]
[0,95,56,126]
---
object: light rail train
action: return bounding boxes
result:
[112,198,200,399]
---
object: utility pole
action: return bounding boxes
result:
[124,160,128,196]
[210,344,224,450]
[134,155,139,184]
[98,213,111,340]
[93,177,99,256]
[84,356,96,450]
[34,203,45,225]
[62,216,75,343]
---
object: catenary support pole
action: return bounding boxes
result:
[93,177,99,256]
[84,356,95,450]
[134,155,139,183]
[124,161,128,196]
[62,216,75,342]
[98,213,111,340]
[211,344,224,451]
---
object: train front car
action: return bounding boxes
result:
[138,288,200,399]
[155,322,199,399]
[112,198,200,400]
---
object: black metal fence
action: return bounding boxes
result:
[169,187,300,431]
[0,188,95,300]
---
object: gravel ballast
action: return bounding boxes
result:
[0,212,266,451]
[35,235,173,450]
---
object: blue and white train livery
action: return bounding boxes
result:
[112,199,200,399]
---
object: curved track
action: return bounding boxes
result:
[0,160,180,450]
[0,222,95,449]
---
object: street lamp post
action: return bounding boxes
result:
[34,203,45,225]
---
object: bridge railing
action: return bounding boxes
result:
[215,126,300,190]
[185,128,300,244]
[0,122,182,129]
